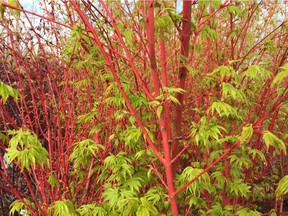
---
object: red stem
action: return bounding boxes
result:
[146,1,161,96]
[172,0,192,174]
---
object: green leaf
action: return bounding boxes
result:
[8,0,20,18]
[271,63,288,87]
[194,44,201,56]
[262,130,286,155]
[0,0,6,20]
[227,179,251,198]
[102,187,120,207]
[244,65,260,80]
[124,29,133,45]
[210,101,241,119]
[239,124,253,144]
[235,207,261,216]
[122,177,142,192]
[136,197,158,216]
[207,203,227,215]
[185,64,197,77]
[162,87,186,94]
[247,148,266,161]
[147,168,152,179]
[124,126,142,148]
[269,209,277,216]
[144,188,161,205]
[0,81,19,104]
[228,59,242,65]
[156,105,163,118]
[117,197,139,215]
[243,65,272,81]
[6,129,49,171]
[9,199,34,216]
[0,132,8,143]
[49,200,77,216]
[211,171,226,189]
[70,139,105,169]
[48,173,60,189]
[221,82,246,103]
[276,175,288,200]
[9,200,24,216]
[229,155,251,169]
[155,14,173,32]
[77,203,106,216]
[190,116,226,147]
[177,167,210,196]
[169,96,180,104]
[209,66,234,79]
[228,5,241,16]
[198,0,209,9]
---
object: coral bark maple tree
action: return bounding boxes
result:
[0,0,287,215]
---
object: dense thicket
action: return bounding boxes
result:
[0,0,287,215]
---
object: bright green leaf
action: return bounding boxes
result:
[271,63,288,87]
[262,130,286,155]
[239,124,253,144]
[276,175,288,200]
[156,105,163,118]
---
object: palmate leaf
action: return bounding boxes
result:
[155,14,174,32]
[9,198,35,216]
[124,126,142,147]
[227,5,241,16]
[227,179,251,198]
[177,167,210,196]
[208,65,235,81]
[136,198,158,216]
[188,196,206,209]
[120,189,137,199]
[6,129,49,171]
[244,65,260,80]
[276,175,288,200]
[104,185,139,214]
[144,187,168,205]
[122,176,142,192]
[0,81,19,103]
[244,65,272,81]
[102,187,120,207]
[262,130,286,155]
[235,207,261,216]
[207,203,230,216]
[210,101,241,119]
[190,117,226,147]
[77,203,107,216]
[70,139,104,169]
[48,173,60,190]
[9,200,25,216]
[229,155,251,169]
[6,146,20,161]
[104,152,135,181]
[271,63,288,87]
[221,82,247,103]
[211,171,226,190]
[117,197,139,216]
[48,200,77,216]
[247,148,266,161]
[239,124,253,144]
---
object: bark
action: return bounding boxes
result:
[172,0,192,175]
[146,1,161,96]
